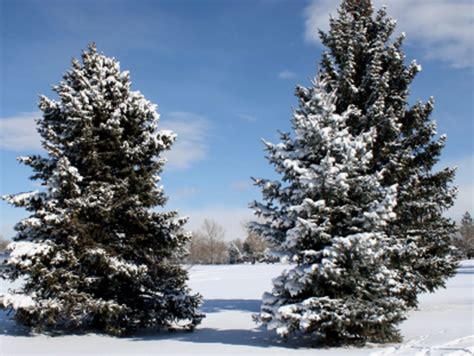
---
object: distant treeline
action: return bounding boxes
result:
[185,219,279,265]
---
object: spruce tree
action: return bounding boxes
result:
[1,44,203,335]
[456,212,474,258]
[251,0,458,343]
[251,78,408,344]
[317,0,458,301]
[228,242,244,264]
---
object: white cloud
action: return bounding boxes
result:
[0,110,210,170]
[441,155,474,221]
[0,112,42,151]
[160,111,211,170]
[173,186,200,200]
[236,113,258,123]
[304,0,474,68]
[278,70,298,80]
[182,207,254,241]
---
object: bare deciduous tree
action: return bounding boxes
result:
[187,219,229,264]
[0,235,10,252]
[243,231,267,264]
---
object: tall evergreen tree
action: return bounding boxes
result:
[251,78,408,344]
[1,44,203,335]
[251,0,458,344]
[317,0,458,301]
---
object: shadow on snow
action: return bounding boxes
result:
[131,298,315,349]
[134,326,282,348]
[200,298,261,314]
[456,264,474,275]
[0,310,30,337]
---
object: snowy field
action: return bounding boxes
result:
[0,261,472,356]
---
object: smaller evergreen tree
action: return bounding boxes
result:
[1,44,203,335]
[228,241,244,264]
[251,78,408,344]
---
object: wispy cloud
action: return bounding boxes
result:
[173,186,200,200]
[304,0,474,69]
[0,112,42,151]
[278,70,298,80]
[160,111,211,170]
[236,113,258,123]
[230,180,251,191]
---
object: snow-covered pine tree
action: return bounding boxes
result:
[1,44,203,335]
[251,78,408,344]
[228,242,244,264]
[317,0,458,303]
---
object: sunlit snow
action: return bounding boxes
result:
[0,261,472,355]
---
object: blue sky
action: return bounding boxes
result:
[1,0,473,240]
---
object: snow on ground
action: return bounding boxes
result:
[0,261,472,355]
